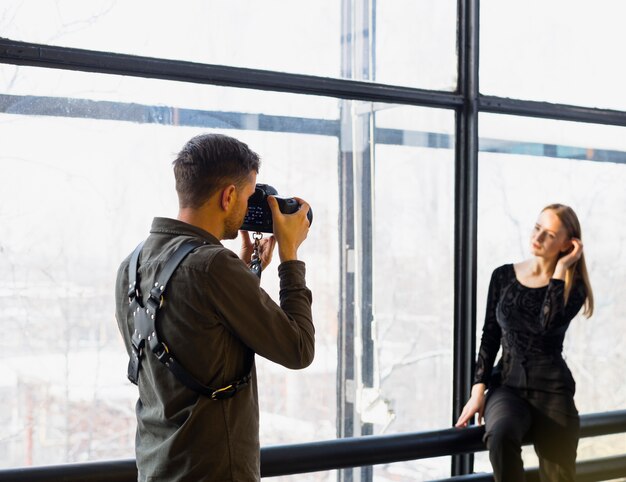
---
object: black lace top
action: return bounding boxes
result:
[473,264,587,394]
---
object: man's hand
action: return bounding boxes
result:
[239,230,276,270]
[268,195,310,263]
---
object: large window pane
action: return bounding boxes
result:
[1,0,457,91]
[372,105,455,479]
[475,113,626,472]
[0,65,339,471]
[1,61,460,479]
[1,0,340,79]
[375,1,457,90]
[481,0,626,110]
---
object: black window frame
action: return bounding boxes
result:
[2,0,626,478]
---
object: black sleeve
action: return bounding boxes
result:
[473,267,503,386]
[539,278,586,330]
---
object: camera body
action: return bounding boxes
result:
[240,184,313,234]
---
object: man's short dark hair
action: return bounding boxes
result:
[173,133,260,208]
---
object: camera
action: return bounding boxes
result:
[240,184,313,234]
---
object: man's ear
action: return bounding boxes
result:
[220,184,237,211]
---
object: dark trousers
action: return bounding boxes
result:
[483,386,580,482]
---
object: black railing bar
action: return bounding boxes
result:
[480,95,626,128]
[261,425,484,477]
[3,454,626,482]
[260,409,626,477]
[0,410,624,481]
[581,409,626,438]
[0,37,463,110]
[0,429,485,482]
[0,459,135,482]
[575,454,626,482]
[429,454,626,482]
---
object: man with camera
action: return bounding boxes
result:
[115,133,314,481]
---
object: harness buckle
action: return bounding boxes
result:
[210,374,251,400]
[153,343,170,363]
[127,345,142,385]
[211,384,237,400]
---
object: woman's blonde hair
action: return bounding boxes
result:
[542,203,594,318]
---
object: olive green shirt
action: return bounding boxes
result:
[115,217,314,481]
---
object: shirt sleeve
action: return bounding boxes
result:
[539,278,586,330]
[473,267,503,386]
[206,249,315,370]
[114,256,133,358]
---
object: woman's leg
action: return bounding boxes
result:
[530,395,580,482]
[483,386,533,482]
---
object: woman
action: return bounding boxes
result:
[455,203,594,482]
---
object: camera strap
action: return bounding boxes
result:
[248,232,263,278]
[126,239,251,400]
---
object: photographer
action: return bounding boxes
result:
[114,133,314,482]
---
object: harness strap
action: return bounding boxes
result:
[127,241,145,301]
[147,239,202,305]
[127,238,252,400]
[155,349,251,400]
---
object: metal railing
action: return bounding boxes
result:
[0,409,624,481]
[432,455,626,482]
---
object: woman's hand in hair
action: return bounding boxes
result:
[455,384,487,428]
[558,238,583,268]
[553,238,584,282]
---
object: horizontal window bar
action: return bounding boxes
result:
[480,95,626,128]
[0,38,462,109]
[3,39,626,127]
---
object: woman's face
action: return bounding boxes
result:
[530,209,572,260]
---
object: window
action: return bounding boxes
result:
[0,65,340,467]
[475,113,626,472]
[481,0,626,109]
[1,0,625,479]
